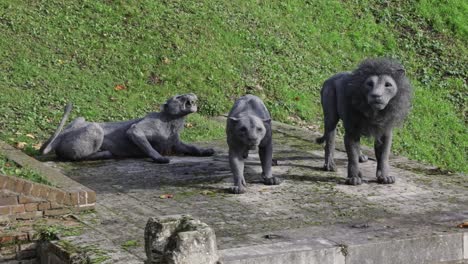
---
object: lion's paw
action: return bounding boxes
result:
[200,148,215,156]
[345,176,362,185]
[229,186,246,194]
[377,175,395,184]
[323,162,337,172]
[264,177,281,185]
[153,157,170,164]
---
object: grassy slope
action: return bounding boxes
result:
[0,0,466,173]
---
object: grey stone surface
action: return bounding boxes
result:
[43,120,468,263]
[145,215,219,264]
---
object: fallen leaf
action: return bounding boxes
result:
[294,96,300,101]
[15,132,23,135]
[184,122,194,128]
[457,222,468,228]
[162,57,170,64]
[114,84,126,91]
[5,162,11,167]
[200,190,215,196]
[159,194,174,199]
[32,143,42,150]
[26,134,35,139]
[109,97,118,102]
[15,142,27,149]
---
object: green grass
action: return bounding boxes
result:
[0,0,466,173]
[0,155,52,185]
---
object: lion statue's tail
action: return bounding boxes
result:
[315,135,325,144]
[40,103,73,155]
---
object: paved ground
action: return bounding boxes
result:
[44,121,468,263]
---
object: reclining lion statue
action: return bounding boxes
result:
[40,93,214,163]
[226,95,280,194]
[316,58,412,185]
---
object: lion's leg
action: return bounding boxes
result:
[126,125,169,164]
[344,133,362,185]
[375,131,394,184]
[228,149,247,194]
[259,139,279,186]
[173,140,214,156]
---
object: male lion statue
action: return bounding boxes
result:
[226,95,280,194]
[40,93,214,163]
[316,58,412,185]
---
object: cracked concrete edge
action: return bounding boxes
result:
[220,233,466,264]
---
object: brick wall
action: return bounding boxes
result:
[0,174,96,222]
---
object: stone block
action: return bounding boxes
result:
[11,204,25,214]
[0,196,18,206]
[24,203,38,212]
[37,202,50,211]
[145,215,220,264]
[0,206,10,215]
[18,195,36,204]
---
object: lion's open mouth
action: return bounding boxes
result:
[184,100,197,112]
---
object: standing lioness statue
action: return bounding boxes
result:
[316,58,412,185]
[41,93,214,163]
[226,95,280,194]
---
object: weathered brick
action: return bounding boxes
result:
[14,179,24,193]
[44,208,71,216]
[15,233,28,242]
[18,195,37,204]
[62,193,71,206]
[24,203,38,212]
[30,185,41,197]
[87,191,96,204]
[39,186,50,199]
[54,191,66,204]
[79,191,87,205]
[46,189,57,202]
[0,244,17,260]
[5,177,16,190]
[50,202,63,209]
[15,211,43,220]
[69,192,79,206]
[22,182,34,195]
[11,204,25,214]
[20,242,37,251]
[0,235,15,244]
[37,201,50,211]
[0,205,10,215]
[0,196,18,206]
[0,176,7,188]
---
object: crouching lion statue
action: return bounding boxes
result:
[316,58,412,185]
[40,93,214,163]
[226,95,280,194]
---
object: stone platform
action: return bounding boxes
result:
[44,122,468,264]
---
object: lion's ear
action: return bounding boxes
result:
[262,118,271,124]
[395,68,405,77]
[228,117,240,123]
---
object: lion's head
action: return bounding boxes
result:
[162,93,198,116]
[348,58,412,135]
[228,115,270,150]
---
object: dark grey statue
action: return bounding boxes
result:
[40,93,214,163]
[316,58,412,185]
[226,95,280,194]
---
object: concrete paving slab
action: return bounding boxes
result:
[43,121,468,263]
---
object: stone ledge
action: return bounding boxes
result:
[220,232,467,264]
